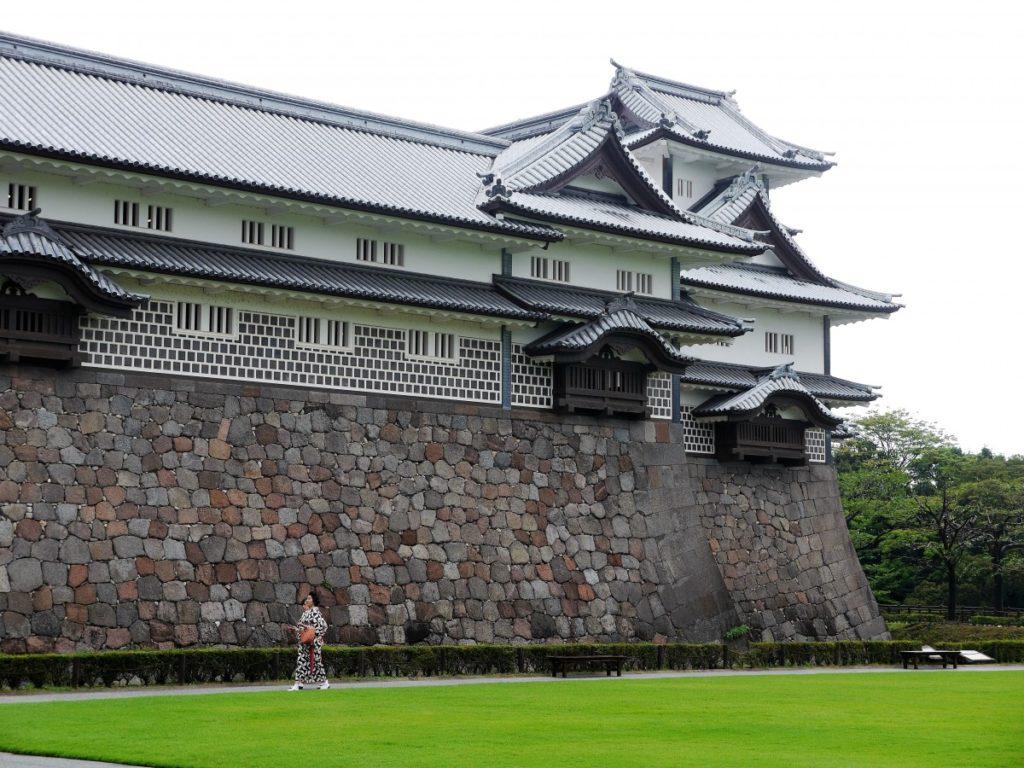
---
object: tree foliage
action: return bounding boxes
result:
[837,410,1024,613]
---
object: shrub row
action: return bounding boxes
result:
[2,640,1022,690]
[968,615,1024,627]
[880,612,946,623]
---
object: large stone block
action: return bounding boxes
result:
[0,365,887,651]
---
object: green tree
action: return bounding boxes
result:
[909,447,981,619]
[959,478,1024,611]
[841,409,953,472]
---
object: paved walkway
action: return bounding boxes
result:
[1,663,1020,706]
[1,665,1021,767]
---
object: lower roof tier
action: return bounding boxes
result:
[681,359,877,403]
[682,262,900,314]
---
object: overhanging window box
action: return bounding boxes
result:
[0,294,82,366]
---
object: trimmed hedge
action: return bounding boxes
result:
[880,612,946,624]
[2,640,1022,690]
[969,615,1024,627]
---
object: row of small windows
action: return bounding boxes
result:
[174,302,235,337]
[7,183,412,266]
[357,238,404,266]
[172,302,457,361]
[241,220,295,250]
[114,200,173,232]
[297,316,350,350]
[530,256,570,283]
[616,270,653,295]
[764,331,795,355]
[408,329,456,361]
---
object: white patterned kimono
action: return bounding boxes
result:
[293,607,328,686]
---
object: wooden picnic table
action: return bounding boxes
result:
[900,649,960,669]
[548,654,627,678]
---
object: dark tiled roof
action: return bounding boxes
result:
[50,222,546,322]
[494,275,744,336]
[525,298,692,369]
[491,191,762,254]
[0,211,143,306]
[692,363,841,427]
[682,263,899,313]
[682,359,877,403]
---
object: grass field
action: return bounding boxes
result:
[1,672,1022,768]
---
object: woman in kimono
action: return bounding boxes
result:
[289,593,329,690]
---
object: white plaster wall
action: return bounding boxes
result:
[670,157,721,208]
[111,275,504,341]
[685,299,825,372]
[746,248,787,269]
[1,168,501,283]
[510,240,675,299]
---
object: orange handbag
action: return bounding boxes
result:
[299,626,316,645]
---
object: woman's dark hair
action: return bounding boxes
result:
[305,592,319,607]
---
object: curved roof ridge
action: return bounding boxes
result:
[692,363,843,428]
[610,60,733,103]
[0,208,144,309]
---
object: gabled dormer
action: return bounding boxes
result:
[607,61,834,193]
[477,100,763,260]
[682,169,901,322]
[480,98,676,214]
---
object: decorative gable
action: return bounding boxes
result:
[479,99,677,216]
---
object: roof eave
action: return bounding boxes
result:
[0,141,563,247]
[482,199,763,257]
[681,280,901,315]
[625,126,834,173]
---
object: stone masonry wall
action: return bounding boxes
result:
[0,365,887,653]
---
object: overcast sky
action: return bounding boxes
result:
[4,1,1022,453]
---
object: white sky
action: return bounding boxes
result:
[4,1,1022,453]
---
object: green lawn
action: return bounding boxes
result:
[2,672,1022,768]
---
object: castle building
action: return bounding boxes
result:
[0,34,897,651]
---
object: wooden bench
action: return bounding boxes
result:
[900,649,960,669]
[548,654,627,678]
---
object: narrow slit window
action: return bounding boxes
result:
[764,331,793,355]
[531,256,549,279]
[147,205,173,232]
[381,242,404,266]
[408,329,457,361]
[241,220,265,245]
[114,200,140,227]
[206,305,233,335]
[174,301,234,337]
[271,225,294,250]
[297,316,350,349]
[6,183,36,211]
[356,238,377,262]
[636,273,653,295]
[677,178,694,198]
[551,259,570,283]
[616,270,633,292]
